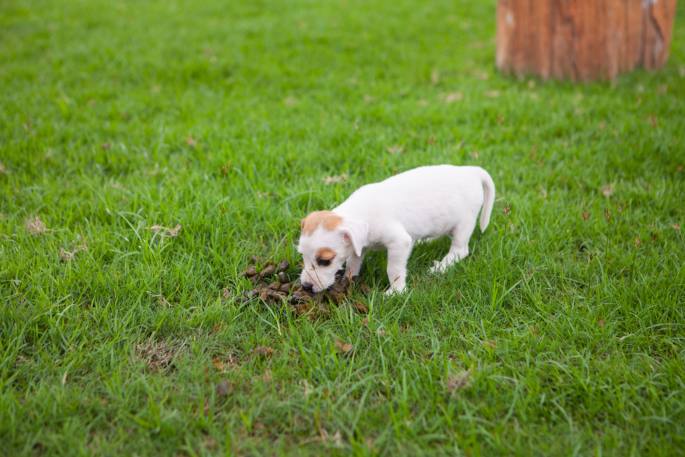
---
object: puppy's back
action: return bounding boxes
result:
[337,165,488,239]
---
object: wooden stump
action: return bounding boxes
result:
[496,0,678,81]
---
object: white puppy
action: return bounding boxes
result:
[298,165,495,294]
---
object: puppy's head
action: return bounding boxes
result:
[297,211,368,293]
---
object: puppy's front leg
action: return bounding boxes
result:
[345,253,364,280]
[385,230,413,294]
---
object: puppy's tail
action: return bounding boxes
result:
[478,168,496,232]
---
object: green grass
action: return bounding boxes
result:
[1,0,685,455]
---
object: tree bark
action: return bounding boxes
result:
[496,0,677,81]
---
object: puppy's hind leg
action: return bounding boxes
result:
[429,217,477,274]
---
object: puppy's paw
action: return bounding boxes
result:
[429,261,446,274]
[384,285,406,296]
[344,270,359,282]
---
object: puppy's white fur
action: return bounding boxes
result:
[298,165,495,294]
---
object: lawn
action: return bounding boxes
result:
[1,0,684,455]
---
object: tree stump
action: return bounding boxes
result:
[496,0,678,81]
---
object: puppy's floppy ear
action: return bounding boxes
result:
[340,218,368,257]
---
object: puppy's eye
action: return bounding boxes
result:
[316,258,332,267]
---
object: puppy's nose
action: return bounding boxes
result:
[301,282,314,293]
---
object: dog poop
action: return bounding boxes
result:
[242,265,257,277]
[258,263,276,278]
[240,256,367,315]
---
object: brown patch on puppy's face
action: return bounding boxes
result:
[301,211,342,236]
[315,247,336,261]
